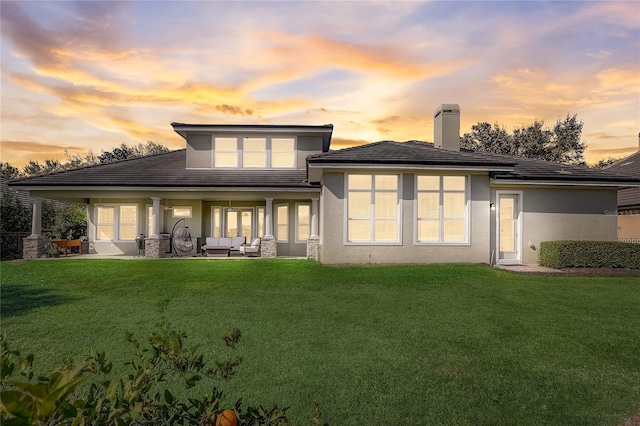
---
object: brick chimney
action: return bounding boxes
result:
[434,104,460,151]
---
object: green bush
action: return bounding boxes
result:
[0,330,291,425]
[539,240,640,269]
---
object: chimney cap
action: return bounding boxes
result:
[434,103,460,118]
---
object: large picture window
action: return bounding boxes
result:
[211,136,296,169]
[96,204,138,241]
[416,175,468,243]
[346,174,399,243]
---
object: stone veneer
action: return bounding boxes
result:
[145,235,170,258]
[23,235,49,259]
[261,236,276,258]
[306,236,320,260]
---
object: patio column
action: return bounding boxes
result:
[310,198,319,238]
[23,197,48,258]
[262,197,276,258]
[264,197,274,238]
[30,197,43,237]
[150,197,161,237]
[307,197,320,260]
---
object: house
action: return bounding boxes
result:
[604,139,640,241]
[11,104,640,264]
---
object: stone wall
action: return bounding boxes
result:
[306,236,320,260]
[261,236,276,258]
[23,236,49,259]
[145,235,170,258]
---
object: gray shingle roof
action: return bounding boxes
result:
[10,150,315,189]
[307,141,516,168]
[604,151,640,208]
[309,140,640,184]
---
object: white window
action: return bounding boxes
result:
[172,206,192,218]
[271,138,295,168]
[211,136,295,169]
[346,174,399,243]
[416,175,468,243]
[257,206,265,237]
[214,137,238,167]
[275,204,289,242]
[211,206,222,237]
[296,204,310,242]
[96,206,115,240]
[243,138,267,168]
[96,204,138,241]
[147,205,153,237]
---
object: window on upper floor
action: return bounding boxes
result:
[210,136,296,169]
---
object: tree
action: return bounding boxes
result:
[0,192,31,259]
[98,141,169,164]
[461,114,587,165]
[0,162,20,179]
[592,157,622,169]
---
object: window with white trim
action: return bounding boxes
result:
[275,204,289,242]
[172,206,192,218]
[96,204,138,241]
[416,175,468,243]
[214,137,239,167]
[147,205,153,237]
[243,138,267,168]
[346,174,399,243]
[211,206,222,237]
[210,136,296,169]
[257,207,265,237]
[296,204,310,242]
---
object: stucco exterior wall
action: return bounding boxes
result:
[512,187,618,264]
[296,136,324,170]
[186,134,212,168]
[318,172,491,264]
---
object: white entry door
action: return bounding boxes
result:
[497,193,521,264]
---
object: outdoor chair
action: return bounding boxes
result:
[239,238,261,257]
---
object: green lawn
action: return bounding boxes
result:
[1,259,639,425]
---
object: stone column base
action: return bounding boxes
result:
[306,236,320,260]
[261,236,277,258]
[145,235,170,258]
[23,235,49,259]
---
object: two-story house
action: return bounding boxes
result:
[11,104,640,264]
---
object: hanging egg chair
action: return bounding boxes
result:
[171,218,194,256]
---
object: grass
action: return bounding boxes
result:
[1,259,639,425]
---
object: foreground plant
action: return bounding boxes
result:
[0,331,290,425]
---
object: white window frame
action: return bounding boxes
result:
[211,206,222,238]
[275,203,289,243]
[344,173,402,245]
[414,175,470,245]
[172,206,192,218]
[94,203,139,242]
[295,203,311,243]
[146,204,153,237]
[210,136,297,169]
[256,206,265,238]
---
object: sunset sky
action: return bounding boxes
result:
[1,1,639,168]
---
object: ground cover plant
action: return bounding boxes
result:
[1,259,639,425]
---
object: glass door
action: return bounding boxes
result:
[225,209,253,242]
[498,194,520,263]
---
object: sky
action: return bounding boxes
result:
[1,1,639,168]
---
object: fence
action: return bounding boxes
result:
[618,238,640,244]
[1,232,30,259]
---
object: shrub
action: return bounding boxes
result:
[0,330,291,425]
[539,240,640,269]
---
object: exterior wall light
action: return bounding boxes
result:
[490,203,496,211]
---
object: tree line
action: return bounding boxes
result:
[1,141,169,179]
